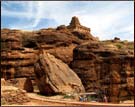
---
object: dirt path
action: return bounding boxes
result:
[4,93,134,106]
[21,93,134,107]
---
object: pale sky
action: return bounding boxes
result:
[1,1,134,41]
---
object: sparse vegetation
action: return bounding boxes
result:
[63,94,75,99]
[101,40,134,50]
[115,44,123,49]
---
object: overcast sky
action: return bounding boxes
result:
[1,1,134,41]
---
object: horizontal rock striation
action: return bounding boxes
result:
[1,49,38,79]
[1,16,133,103]
[1,16,98,80]
[70,42,134,103]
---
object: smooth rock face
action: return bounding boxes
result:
[70,42,134,103]
[34,51,85,95]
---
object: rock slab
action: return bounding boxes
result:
[34,51,85,95]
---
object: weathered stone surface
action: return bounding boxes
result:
[1,78,7,86]
[46,45,76,64]
[127,77,134,95]
[119,89,128,97]
[70,42,134,103]
[1,16,134,103]
[1,29,23,50]
[109,97,119,103]
[67,16,90,33]
[34,51,85,95]
[1,17,98,77]
[6,78,33,92]
[1,86,30,105]
[1,49,38,79]
[33,30,81,46]
[67,16,98,41]
[110,70,121,84]
[110,84,120,96]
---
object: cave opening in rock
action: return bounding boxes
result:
[23,41,38,48]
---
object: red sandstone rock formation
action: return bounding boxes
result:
[34,51,85,95]
[67,16,90,33]
[1,49,38,79]
[70,42,134,103]
[1,17,133,103]
[67,16,98,40]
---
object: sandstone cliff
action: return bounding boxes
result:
[1,16,98,80]
[70,42,134,103]
[1,16,134,103]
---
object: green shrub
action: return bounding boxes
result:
[115,44,123,49]
[63,94,74,99]
[128,45,134,50]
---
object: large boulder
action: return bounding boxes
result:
[34,51,85,95]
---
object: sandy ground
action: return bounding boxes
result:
[3,92,134,106]
[23,93,134,106]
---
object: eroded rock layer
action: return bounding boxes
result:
[1,16,134,103]
[70,42,134,103]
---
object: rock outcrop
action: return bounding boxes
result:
[29,29,81,64]
[1,16,133,103]
[1,16,98,80]
[1,29,22,50]
[34,51,85,95]
[1,49,38,79]
[67,16,98,41]
[67,16,90,33]
[70,42,134,103]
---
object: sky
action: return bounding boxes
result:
[1,1,134,41]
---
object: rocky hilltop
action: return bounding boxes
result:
[1,16,134,103]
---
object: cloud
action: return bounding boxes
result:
[1,1,134,41]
